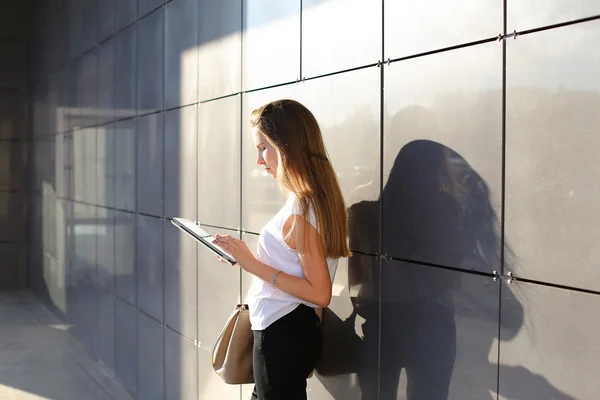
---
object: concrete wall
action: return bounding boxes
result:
[0,0,28,289]
[27,0,600,399]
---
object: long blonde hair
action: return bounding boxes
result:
[250,99,352,259]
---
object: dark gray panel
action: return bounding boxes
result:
[139,0,163,18]
[242,0,300,90]
[97,40,115,124]
[0,141,25,190]
[96,123,116,208]
[116,0,136,31]
[72,203,97,281]
[384,42,502,273]
[164,0,198,108]
[297,67,381,255]
[115,210,136,305]
[29,250,44,295]
[0,192,24,242]
[98,290,115,373]
[505,21,600,290]
[77,50,98,128]
[57,6,71,71]
[164,105,197,219]
[0,90,26,139]
[97,208,115,292]
[0,39,27,89]
[165,328,198,400]
[385,0,501,59]
[71,202,98,358]
[69,0,84,58]
[137,9,164,115]
[0,0,27,38]
[81,270,99,360]
[115,25,137,119]
[499,281,600,400]
[197,227,239,352]
[302,0,381,77]
[115,298,138,396]
[35,80,51,136]
[381,260,499,399]
[241,85,299,232]
[0,244,19,289]
[114,119,136,211]
[138,312,165,400]
[508,0,600,30]
[66,62,79,131]
[164,221,197,340]
[137,113,164,216]
[197,96,240,228]
[97,0,116,41]
[198,348,240,399]
[46,72,60,136]
[198,0,242,101]
[81,0,99,52]
[136,214,164,322]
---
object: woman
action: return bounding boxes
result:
[213,99,351,399]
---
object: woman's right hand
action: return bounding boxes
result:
[214,234,230,264]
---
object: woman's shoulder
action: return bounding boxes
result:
[289,194,319,230]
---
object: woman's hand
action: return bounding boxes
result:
[212,234,257,271]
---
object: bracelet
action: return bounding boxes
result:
[271,270,282,288]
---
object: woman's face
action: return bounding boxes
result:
[252,127,278,179]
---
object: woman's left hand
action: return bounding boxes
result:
[212,234,257,271]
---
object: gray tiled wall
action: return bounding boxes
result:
[26,0,600,399]
[0,0,28,290]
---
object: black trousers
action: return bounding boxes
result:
[250,304,323,400]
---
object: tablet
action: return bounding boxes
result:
[170,218,237,266]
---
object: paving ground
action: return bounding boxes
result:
[0,291,131,400]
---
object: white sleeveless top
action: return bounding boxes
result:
[248,193,339,330]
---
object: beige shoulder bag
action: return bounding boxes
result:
[212,304,254,384]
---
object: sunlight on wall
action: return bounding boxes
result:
[243,1,299,89]
[196,33,241,101]
[42,182,66,313]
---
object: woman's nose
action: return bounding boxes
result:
[256,153,264,165]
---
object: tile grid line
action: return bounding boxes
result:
[160,3,168,400]
[29,13,600,91]
[132,1,140,395]
[196,3,204,399]
[496,0,509,398]
[29,190,600,297]
[27,8,600,398]
[377,1,385,398]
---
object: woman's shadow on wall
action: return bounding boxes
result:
[315,106,576,400]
